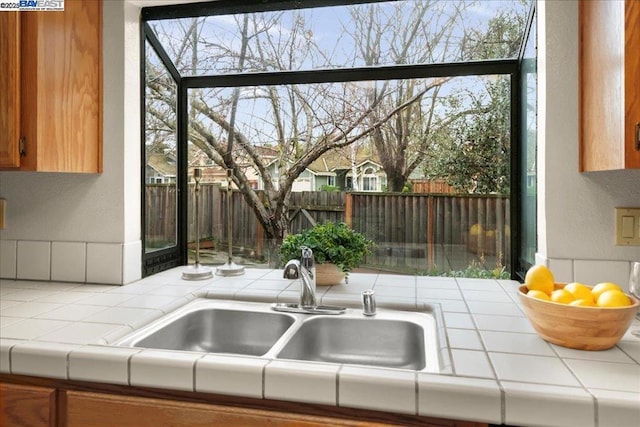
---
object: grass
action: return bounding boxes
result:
[421,253,510,279]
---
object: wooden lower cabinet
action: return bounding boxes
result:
[64,391,486,427]
[65,391,375,427]
[0,383,56,427]
[1,376,487,427]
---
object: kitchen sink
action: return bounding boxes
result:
[275,316,426,370]
[116,299,447,373]
[116,300,296,356]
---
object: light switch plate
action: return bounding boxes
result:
[615,208,640,246]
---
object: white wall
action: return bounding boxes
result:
[0,0,142,284]
[537,0,640,287]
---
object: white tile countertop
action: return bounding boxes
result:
[1,268,639,427]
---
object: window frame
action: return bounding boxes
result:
[515,2,537,281]
[140,0,533,278]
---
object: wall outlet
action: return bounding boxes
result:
[615,207,640,246]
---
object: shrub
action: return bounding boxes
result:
[280,222,373,274]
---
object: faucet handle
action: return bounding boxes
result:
[300,246,315,269]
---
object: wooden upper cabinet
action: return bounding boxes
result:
[0,0,102,173]
[0,12,21,169]
[579,0,640,171]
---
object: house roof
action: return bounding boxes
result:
[188,144,279,168]
[306,147,382,174]
[147,153,177,177]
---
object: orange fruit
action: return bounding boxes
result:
[550,289,575,304]
[596,290,631,307]
[564,282,594,303]
[591,282,623,301]
[569,298,597,307]
[527,290,550,301]
[524,265,554,295]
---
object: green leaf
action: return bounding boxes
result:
[280,222,373,274]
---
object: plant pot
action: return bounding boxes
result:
[316,263,345,286]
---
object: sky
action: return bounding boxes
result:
[151,0,530,75]
[145,0,530,153]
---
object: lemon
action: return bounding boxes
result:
[591,282,623,301]
[569,298,597,307]
[550,289,575,304]
[527,290,550,301]
[596,290,631,307]
[524,265,554,295]
[564,282,594,302]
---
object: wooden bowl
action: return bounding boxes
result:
[518,284,639,350]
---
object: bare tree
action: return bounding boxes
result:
[344,0,488,192]
[144,1,524,240]
[146,10,400,240]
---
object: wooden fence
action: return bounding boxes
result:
[411,179,456,194]
[146,184,510,271]
[346,192,510,270]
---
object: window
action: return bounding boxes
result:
[143,39,180,275]
[362,177,376,191]
[141,0,533,278]
[518,5,537,279]
[362,167,377,191]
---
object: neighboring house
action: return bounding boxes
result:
[146,152,177,184]
[153,146,462,194]
[187,146,278,189]
[338,159,386,192]
[265,148,388,192]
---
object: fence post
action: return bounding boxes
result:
[427,195,434,268]
[496,197,504,261]
[345,192,353,228]
[478,198,486,255]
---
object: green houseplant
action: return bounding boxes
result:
[280,222,373,284]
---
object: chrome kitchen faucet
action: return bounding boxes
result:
[273,246,345,315]
[283,246,317,308]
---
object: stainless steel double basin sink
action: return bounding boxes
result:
[116,299,447,373]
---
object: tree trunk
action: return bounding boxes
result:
[243,191,289,245]
[387,173,407,192]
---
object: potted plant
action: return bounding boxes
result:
[280,221,373,285]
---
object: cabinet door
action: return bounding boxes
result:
[0,382,57,427]
[580,0,640,170]
[19,0,102,173]
[0,12,21,169]
[625,0,640,168]
[65,391,343,427]
[64,391,486,427]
